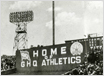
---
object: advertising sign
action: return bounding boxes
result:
[16,41,88,73]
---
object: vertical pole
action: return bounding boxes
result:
[52,1,55,45]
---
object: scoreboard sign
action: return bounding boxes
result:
[16,41,88,73]
[10,11,33,23]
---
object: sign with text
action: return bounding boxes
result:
[16,41,88,72]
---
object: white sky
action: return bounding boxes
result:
[0,1,103,55]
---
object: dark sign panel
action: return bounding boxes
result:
[16,41,88,73]
[10,11,33,23]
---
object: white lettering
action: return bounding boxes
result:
[42,49,47,56]
[46,59,50,65]
[42,59,46,66]
[76,56,81,63]
[54,58,58,65]
[51,48,57,55]
[50,59,54,65]
[33,50,38,57]
[44,56,48,59]
[58,58,62,65]
[40,56,81,66]
[61,47,66,54]
[68,57,70,64]
[50,55,53,59]
[21,61,25,67]
[27,61,31,67]
[63,57,67,64]
[33,60,37,67]
[71,57,75,64]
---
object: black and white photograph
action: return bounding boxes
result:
[1,0,103,75]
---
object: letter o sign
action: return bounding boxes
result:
[42,49,47,56]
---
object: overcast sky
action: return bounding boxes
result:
[1,1,103,55]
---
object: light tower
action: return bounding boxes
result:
[10,11,33,55]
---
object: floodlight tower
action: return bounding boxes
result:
[10,11,33,55]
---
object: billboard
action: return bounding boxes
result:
[16,40,88,74]
[10,11,33,23]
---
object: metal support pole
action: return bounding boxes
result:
[52,1,55,45]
